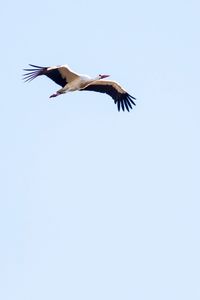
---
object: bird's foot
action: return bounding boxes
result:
[49,92,59,98]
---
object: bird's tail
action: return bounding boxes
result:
[22,64,46,82]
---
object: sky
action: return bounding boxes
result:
[1,0,200,299]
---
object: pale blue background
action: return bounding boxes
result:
[1,0,200,299]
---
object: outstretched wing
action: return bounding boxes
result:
[81,80,136,112]
[23,64,79,87]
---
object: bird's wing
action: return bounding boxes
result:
[81,80,136,112]
[23,64,79,87]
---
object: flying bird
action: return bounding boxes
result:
[23,64,136,112]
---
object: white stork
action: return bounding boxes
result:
[23,64,136,112]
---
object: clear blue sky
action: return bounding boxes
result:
[1,0,200,299]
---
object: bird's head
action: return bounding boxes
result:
[98,74,110,80]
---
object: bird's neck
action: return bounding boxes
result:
[94,75,101,81]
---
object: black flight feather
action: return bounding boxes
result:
[81,83,136,112]
[23,64,67,87]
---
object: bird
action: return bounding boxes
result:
[23,64,136,112]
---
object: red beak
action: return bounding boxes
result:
[101,74,110,79]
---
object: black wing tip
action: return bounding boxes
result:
[22,64,46,82]
[116,93,136,112]
[130,95,136,100]
[28,64,44,69]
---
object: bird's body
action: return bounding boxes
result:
[66,75,92,91]
[23,64,136,111]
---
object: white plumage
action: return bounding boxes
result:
[23,64,136,112]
